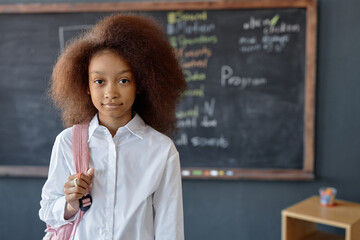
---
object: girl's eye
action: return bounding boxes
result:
[119,78,129,84]
[94,79,104,84]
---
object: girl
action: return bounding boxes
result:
[39,14,186,240]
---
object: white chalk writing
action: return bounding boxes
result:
[221,65,267,88]
[191,135,229,149]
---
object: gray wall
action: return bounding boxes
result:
[1,0,360,239]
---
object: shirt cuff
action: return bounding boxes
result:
[52,196,79,227]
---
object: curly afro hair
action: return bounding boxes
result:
[50,14,186,135]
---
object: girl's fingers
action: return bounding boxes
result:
[64,185,87,196]
[80,171,94,186]
[73,178,88,190]
[67,174,77,181]
[65,192,84,201]
[65,174,91,190]
[86,168,95,180]
[67,170,94,186]
[64,178,85,191]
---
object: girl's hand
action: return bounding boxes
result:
[64,168,95,219]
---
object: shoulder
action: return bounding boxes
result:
[143,125,178,157]
[54,126,73,147]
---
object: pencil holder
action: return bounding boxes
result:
[319,187,337,206]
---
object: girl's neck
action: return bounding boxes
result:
[98,114,133,137]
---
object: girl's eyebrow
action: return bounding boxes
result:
[89,70,132,75]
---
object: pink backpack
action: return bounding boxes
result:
[44,123,90,240]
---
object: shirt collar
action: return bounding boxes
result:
[124,113,145,139]
[88,113,145,141]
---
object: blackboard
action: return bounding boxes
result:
[0,0,317,179]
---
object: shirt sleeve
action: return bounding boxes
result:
[153,151,184,240]
[39,133,78,228]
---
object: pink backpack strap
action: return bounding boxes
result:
[69,123,90,240]
[72,123,90,174]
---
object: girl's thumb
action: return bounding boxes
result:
[87,168,95,179]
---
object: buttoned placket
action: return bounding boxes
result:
[104,128,117,240]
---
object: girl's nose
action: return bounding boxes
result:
[104,84,119,99]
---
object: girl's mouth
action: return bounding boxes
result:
[102,103,123,109]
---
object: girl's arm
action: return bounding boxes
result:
[39,132,77,228]
[153,151,184,240]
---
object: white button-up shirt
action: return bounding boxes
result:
[39,114,184,240]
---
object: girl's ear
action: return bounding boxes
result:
[87,88,90,95]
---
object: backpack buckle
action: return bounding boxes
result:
[79,194,92,212]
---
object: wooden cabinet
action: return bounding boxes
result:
[282,196,360,240]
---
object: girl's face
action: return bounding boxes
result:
[88,49,136,127]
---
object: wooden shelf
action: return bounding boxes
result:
[300,231,344,240]
[282,196,360,240]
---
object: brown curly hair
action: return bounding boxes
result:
[50,14,186,135]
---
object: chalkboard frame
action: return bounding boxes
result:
[0,0,317,180]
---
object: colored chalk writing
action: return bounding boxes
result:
[167,8,307,177]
